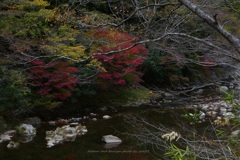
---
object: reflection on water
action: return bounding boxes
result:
[0,107,207,160]
[0,108,153,160]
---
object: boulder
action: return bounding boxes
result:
[102,135,122,144]
[0,134,12,143]
[46,124,87,148]
[17,124,36,136]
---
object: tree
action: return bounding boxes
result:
[29,60,79,100]
[89,29,148,87]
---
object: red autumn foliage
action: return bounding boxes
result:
[92,29,148,86]
[29,60,79,100]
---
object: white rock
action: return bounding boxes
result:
[231,130,240,136]
[4,130,17,135]
[201,104,209,111]
[92,118,97,121]
[103,115,111,120]
[70,122,79,126]
[199,112,206,120]
[0,134,12,143]
[18,124,36,136]
[164,93,173,97]
[219,86,228,92]
[220,108,227,114]
[102,135,122,144]
[90,113,97,116]
[223,112,235,118]
[48,121,56,125]
[65,134,77,142]
[83,116,89,119]
[47,139,56,148]
[7,141,19,149]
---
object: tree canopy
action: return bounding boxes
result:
[1,0,240,110]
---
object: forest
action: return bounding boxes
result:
[0,0,240,159]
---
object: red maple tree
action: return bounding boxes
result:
[92,29,148,86]
[29,61,79,100]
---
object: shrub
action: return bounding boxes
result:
[29,60,79,100]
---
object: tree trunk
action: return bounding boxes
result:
[179,0,240,54]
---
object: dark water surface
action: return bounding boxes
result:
[0,108,153,160]
[0,106,211,160]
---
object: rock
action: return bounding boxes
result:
[201,104,209,111]
[223,112,235,118]
[48,121,56,125]
[4,130,16,136]
[7,141,19,149]
[92,118,97,121]
[103,115,111,120]
[164,93,174,98]
[231,130,240,137]
[0,130,17,143]
[219,86,228,93]
[220,108,227,115]
[83,116,89,119]
[102,135,122,144]
[70,122,79,126]
[199,112,206,120]
[0,134,12,143]
[229,83,234,89]
[23,117,41,126]
[17,124,36,136]
[90,113,97,116]
[70,117,82,122]
[46,124,87,148]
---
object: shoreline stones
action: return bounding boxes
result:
[192,100,236,124]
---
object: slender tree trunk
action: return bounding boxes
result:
[179,0,240,54]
